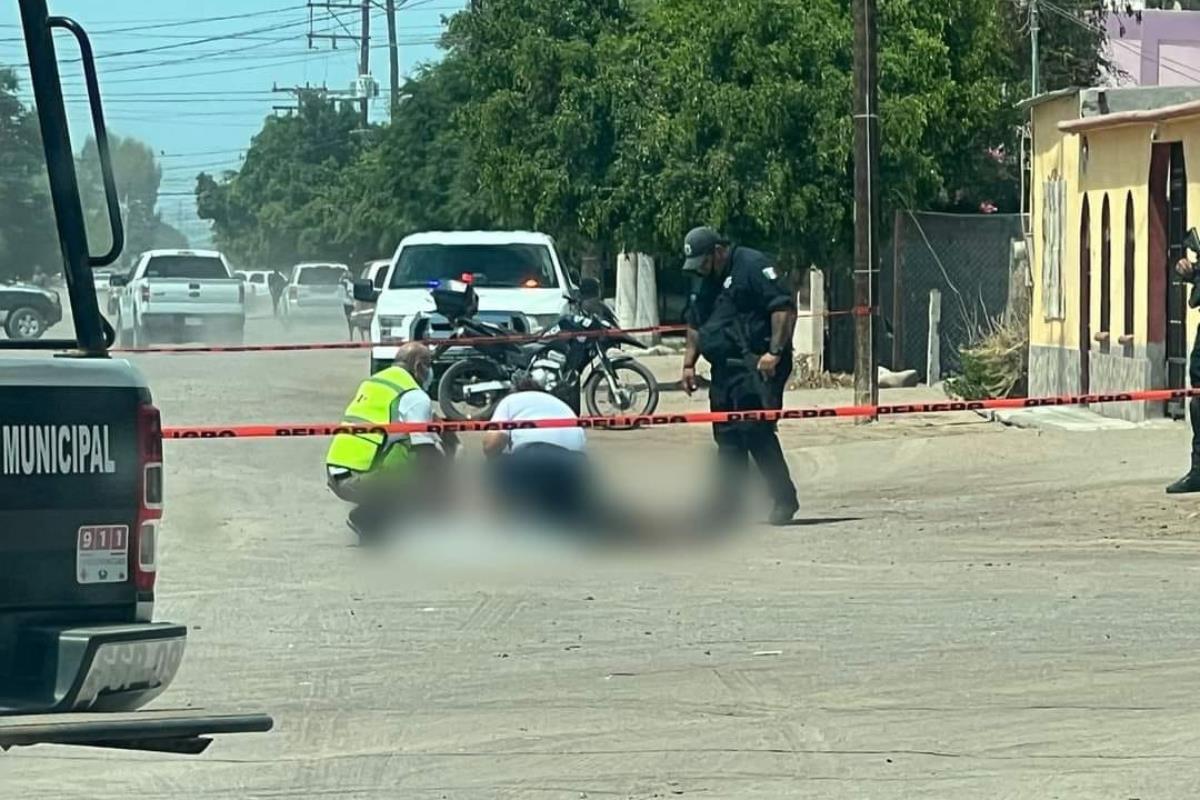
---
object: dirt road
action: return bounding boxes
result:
[9,312,1200,798]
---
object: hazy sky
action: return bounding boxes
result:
[0,1,462,241]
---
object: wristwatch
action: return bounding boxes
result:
[768,344,784,357]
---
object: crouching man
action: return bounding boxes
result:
[325,342,450,543]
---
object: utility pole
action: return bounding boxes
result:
[358,0,371,127]
[386,0,400,117]
[852,0,880,418]
[303,1,376,128]
[1029,0,1040,96]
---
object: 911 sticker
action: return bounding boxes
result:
[77,525,129,584]
[762,266,778,281]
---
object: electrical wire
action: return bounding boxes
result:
[1038,0,1200,85]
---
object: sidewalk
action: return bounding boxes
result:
[982,405,1142,432]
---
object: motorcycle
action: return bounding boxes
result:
[431,277,660,421]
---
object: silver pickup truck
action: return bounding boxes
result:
[111,249,246,347]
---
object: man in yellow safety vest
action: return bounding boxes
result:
[325,342,448,543]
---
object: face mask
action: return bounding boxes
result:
[421,367,434,393]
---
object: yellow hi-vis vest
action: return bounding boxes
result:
[325,365,422,473]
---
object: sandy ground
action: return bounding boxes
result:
[8,310,1200,798]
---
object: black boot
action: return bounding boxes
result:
[1166,470,1200,494]
[347,506,385,545]
[768,497,799,526]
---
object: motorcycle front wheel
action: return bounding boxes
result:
[583,359,660,418]
[438,357,510,421]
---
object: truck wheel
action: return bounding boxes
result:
[5,307,46,340]
[116,312,132,347]
[131,317,148,348]
[229,318,245,346]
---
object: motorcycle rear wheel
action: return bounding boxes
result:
[437,357,509,421]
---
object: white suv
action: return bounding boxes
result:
[364,231,575,374]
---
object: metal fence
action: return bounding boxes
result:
[880,211,1024,380]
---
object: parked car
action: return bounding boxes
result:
[235,269,272,299]
[348,259,390,338]
[0,280,63,340]
[234,269,275,315]
[357,230,577,375]
[111,249,246,346]
[285,262,352,319]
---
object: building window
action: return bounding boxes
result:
[1042,177,1066,320]
[1100,194,1112,353]
[1124,193,1135,355]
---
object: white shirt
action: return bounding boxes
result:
[392,388,441,452]
[490,391,586,453]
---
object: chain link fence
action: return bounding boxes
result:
[879,211,1024,380]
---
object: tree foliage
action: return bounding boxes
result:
[78,133,190,269]
[195,0,1113,272]
[0,67,185,280]
[0,67,59,281]
[196,93,366,267]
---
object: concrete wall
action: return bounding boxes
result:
[1029,344,1081,399]
[1106,11,1200,87]
[1029,95,1082,353]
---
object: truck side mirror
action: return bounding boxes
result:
[1185,227,1200,254]
[579,276,601,301]
[353,278,379,303]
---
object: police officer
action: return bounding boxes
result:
[1168,251,1200,493]
[680,226,799,525]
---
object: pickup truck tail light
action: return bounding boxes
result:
[134,402,163,595]
[238,282,245,303]
[140,284,151,304]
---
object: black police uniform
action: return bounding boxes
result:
[1173,276,1200,490]
[686,246,798,512]
[1163,269,1200,492]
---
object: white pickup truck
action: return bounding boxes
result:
[111,249,246,346]
[362,231,576,374]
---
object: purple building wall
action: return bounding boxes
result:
[1106,10,1200,86]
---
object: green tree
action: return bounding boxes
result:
[320,58,491,259]
[77,133,187,268]
[196,94,366,267]
[444,0,633,255]
[0,67,59,281]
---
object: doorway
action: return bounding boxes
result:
[1167,142,1189,419]
[1080,196,1091,393]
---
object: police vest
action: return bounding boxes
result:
[325,366,422,473]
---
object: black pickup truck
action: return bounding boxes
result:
[0,0,270,753]
[0,281,63,340]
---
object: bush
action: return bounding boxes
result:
[944,316,1027,400]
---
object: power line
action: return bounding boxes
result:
[94,12,389,77]
[1038,0,1200,85]
[0,5,302,36]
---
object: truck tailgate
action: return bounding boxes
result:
[0,360,145,614]
[145,278,242,314]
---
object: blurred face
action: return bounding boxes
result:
[695,245,729,279]
[413,356,433,387]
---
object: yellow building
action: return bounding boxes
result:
[1028,86,1200,422]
